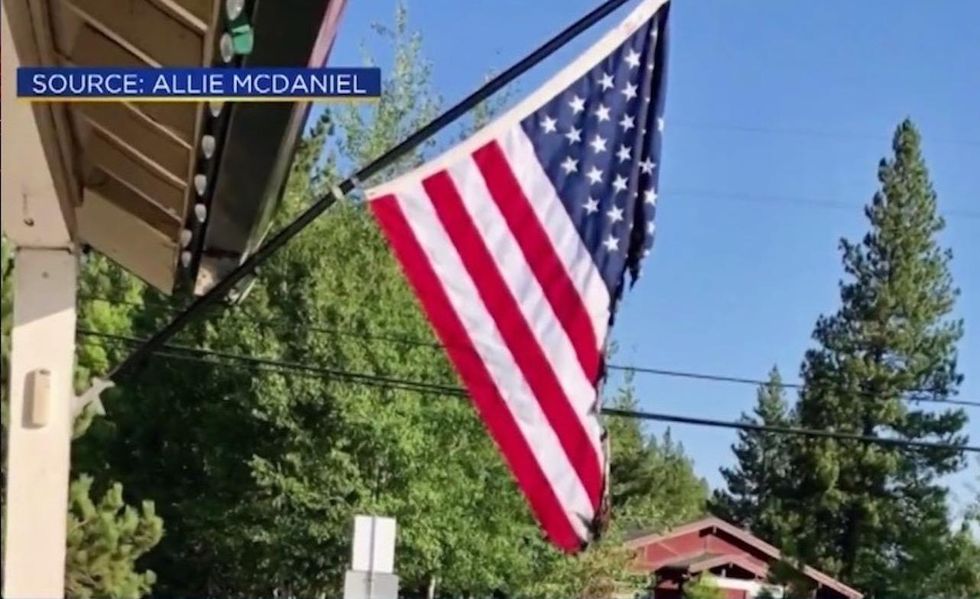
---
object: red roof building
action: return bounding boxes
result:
[626,517,863,599]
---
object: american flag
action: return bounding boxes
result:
[368,0,670,552]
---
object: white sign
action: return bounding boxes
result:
[351,515,396,574]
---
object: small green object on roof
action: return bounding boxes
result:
[230,24,254,55]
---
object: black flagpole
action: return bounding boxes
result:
[109,0,643,382]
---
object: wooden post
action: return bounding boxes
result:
[2,7,79,595]
[2,248,78,598]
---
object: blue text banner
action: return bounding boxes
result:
[17,67,381,101]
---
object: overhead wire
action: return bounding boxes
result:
[78,295,980,409]
[663,189,980,221]
[76,329,980,454]
[666,121,980,149]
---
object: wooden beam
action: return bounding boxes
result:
[56,23,198,143]
[74,101,191,178]
[84,130,186,217]
[77,188,178,293]
[178,0,223,244]
[84,169,182,239]
[65,0,204,67]
[1,2,76,244]
[147,0,212,34]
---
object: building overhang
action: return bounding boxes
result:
[2,0,348,295]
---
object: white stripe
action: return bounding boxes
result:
[500,126,611,349]
[394,182,594,540]
[445,157,604,460]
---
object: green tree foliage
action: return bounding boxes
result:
[607,373,708,533]
[781,120,972,596]
[712,367,796,548]
[64,6,706,598]
[65,476,163,598]
[73,7,546,597]
[682,574,724,599]
[766,558,819,599]
[1,236,13,526]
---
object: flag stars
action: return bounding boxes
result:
[606,205,624,224]
[657,117,665,132]
[619,114,635,133]
[513,23,666,276]
[616,144,631,163]
[612,174,628,193]
[540,115,557,133]
[624,48,641,69]
[594,104,611,122]
[589,134,608,154]
[598,72,614,91]
[586,166,603,185]
[621,82,638,101]
[560,156,579,174]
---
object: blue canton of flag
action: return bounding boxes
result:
[520,5,669,300]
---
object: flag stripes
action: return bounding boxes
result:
[371,191,594,550]
[472,142,603,383]
[367,0,670,550]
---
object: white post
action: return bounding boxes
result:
[344,515,399,599]
[2,248,78,598]
[2,3,81,596]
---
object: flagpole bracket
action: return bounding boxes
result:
[72,377,114,417]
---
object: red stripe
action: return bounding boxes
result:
[370,194,584,552]
[472,140,602,382]
[422,171,604,510]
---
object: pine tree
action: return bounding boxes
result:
[607,373,708,532]
[784,120,968,595]
[712,367,795,548]
[64,476,163,599]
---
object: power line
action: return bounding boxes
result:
[79,295,980,409]
[664,189,980,221]
[600,408,977,453]
[80,329,468,397]
[667,121,980,149]
[611,364,980,409]
[77,329,980,454]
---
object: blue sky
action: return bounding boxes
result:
[321,0,979,511]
